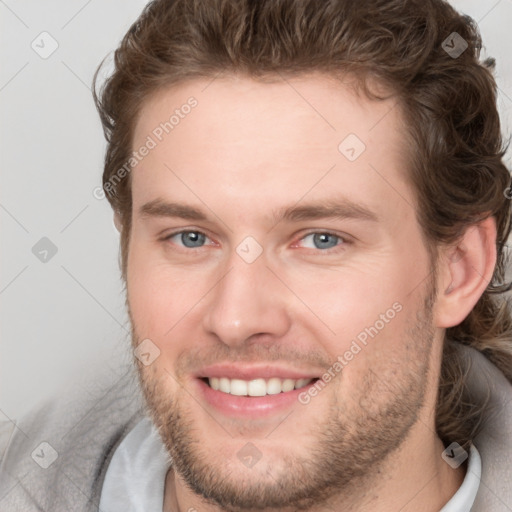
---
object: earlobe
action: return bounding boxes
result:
[434,216,497,328]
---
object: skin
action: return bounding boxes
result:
[121,73,497,512]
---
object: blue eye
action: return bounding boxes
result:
[300,233,342,250]
[168,231,208,248]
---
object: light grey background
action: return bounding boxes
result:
[1,0,512,421]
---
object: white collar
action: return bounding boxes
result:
[99,417,171,512]
[439,444,481,512]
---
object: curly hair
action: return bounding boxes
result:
[92,0,512,450]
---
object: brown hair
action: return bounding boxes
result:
[93,0,512,449]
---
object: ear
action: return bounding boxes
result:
[434,216,497,328]
[113,210,123,233]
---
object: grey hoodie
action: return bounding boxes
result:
[0,345,510,511]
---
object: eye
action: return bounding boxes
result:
[165,230,211,248]
[298,232,345,250]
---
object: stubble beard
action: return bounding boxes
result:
[132,285,437,512]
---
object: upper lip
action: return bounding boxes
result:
[196,364,321,381]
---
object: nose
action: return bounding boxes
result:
[201,250,292,347]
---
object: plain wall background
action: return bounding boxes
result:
[1,0,512,421]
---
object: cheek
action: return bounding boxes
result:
[127,244,213,344]
[128,266,197,382]
[284,264,402,337]
[284,257,423,370]
[127,242,169,336]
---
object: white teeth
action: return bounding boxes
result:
[247,378,267,396]
[219,377,231,393]
[206,376,314,396]
[294,378,311,389]
[282,379,295,392]
[230,379,248,396]
[266,377,283,395]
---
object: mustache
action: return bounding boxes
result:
[167,342,333,377]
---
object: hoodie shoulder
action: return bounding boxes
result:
[460,345,512,511]
[0,366,145,512]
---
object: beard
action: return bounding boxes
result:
[131,282,437,512]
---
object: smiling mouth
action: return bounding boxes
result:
[201,377,319,397]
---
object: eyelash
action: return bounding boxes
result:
[161,229,350,253]
[294,231,349,252]
[161,230,216,250]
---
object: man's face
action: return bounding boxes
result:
[126,74,440,510]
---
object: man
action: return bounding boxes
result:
[1,0,511,510]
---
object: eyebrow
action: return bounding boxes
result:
[139,200,207,220]
[274,200,379,224]
[138,198,379,224]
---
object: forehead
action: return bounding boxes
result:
[130,73,414,224]
[133,73,402,151]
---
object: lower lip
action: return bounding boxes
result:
[195,378,318,418]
